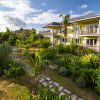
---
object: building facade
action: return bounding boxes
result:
[42,13,100,51]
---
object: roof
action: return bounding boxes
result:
[43,13,100,28]
[47,22,61,26]
[69,13,100,23]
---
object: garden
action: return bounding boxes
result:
[0,28,100,100]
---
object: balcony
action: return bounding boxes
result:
[76,28,99,36]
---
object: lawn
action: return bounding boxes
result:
[0,73,38,100]
[43,68,100,100]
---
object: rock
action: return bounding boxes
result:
[64,89,71,94]
[71,94,77,100]
[59,92,65,97]
[48,65,55,69]
[42,82,47,86]
[53,82,59,87]
[49,85,53,89]
[39,79,44,83]
[46,77,51,81]
[59,86,63,91]
[49,81,53,84]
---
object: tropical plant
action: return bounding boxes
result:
[59,14,70,44]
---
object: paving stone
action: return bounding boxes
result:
[59,86,63,91]
[71,94,77,100]
[42,82,47,86]
[78,98,83,100]
[64,89,71,94]
[66,98,68,100]
[49,85,53,89]
[53,82,59,86]
[59,92,65,97]
[43,75,46,78]
[46,77,51,81]
[39,79,44,83]
[49,81,53,84]
[48,65,55,69]
[51,88,54,92]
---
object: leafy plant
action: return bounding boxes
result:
[58,67,67,76]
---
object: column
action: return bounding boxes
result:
[97,20,100,51]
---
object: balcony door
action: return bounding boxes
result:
[86,38,97,47]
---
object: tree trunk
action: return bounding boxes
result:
[64,26,67,45]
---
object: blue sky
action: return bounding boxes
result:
[0,0,100,32]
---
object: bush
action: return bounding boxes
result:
[54,43,65,54]
[4,61,25,78]
[65,45,71,53]
[35,38,51,48]
[58,67,67,76]
[35,85,66,100]
[40,49,56,60]
[75,77,87,88]
[80,54,100,69]
[0,43,12,62]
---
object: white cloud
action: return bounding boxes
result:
[26,9,62,24]
[80,4,88,9]
[0,0,42,32]
[83,10,93,15]
[41,3,46,6]
[69,10,74,14]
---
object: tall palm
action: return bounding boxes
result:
[59,14,70,44]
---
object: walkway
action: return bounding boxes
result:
[12,47,83,100]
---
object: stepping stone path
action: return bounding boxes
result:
[12,47,83,100]
[38,74,84,100]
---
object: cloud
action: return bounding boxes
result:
[69,10,74,14]
[26,9,62,24]
[83,10,93,15]
[41,3,46,6]
[4,16,26,27]
[0,0,42,31]
[80,4,88,9]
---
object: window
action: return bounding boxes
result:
[74,26,80,34]
[61,38,66,42]
[86,38,97,47]
[73,38,81,44]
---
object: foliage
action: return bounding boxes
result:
[40,49,56,60]
[35,38,51,48]
[35,85,66,100]
[0,43,12,62]
[54,43,65,54]
[80,54,100,69]
[4,61,25,78]
[58,67,67,76]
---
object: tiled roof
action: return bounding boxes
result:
[69,13,100,23]
[47,22,61,26]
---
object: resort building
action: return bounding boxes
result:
[42,13,100,51]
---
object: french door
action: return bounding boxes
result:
[86,38,97,47]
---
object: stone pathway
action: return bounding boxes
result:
[12,47,83,100]
[37,74,83,100]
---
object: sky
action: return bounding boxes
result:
[0,0,100,33]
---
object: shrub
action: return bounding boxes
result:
[4,61,25,78]
[94,68,100,93]
[80,54,100,69]
[36,85,66,100]
[54,43,65,54]
[35,39,51,48]
[75,77,87,88]
[0,43,12,62]
[58,67,67,76]
[40,49,56,60]
[65,45,71,53]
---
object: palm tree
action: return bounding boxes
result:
[59,14,70,44]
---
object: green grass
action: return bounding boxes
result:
[0,73,38,100]
[43,68,100,100]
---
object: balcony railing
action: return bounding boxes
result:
[76,28,99,35]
